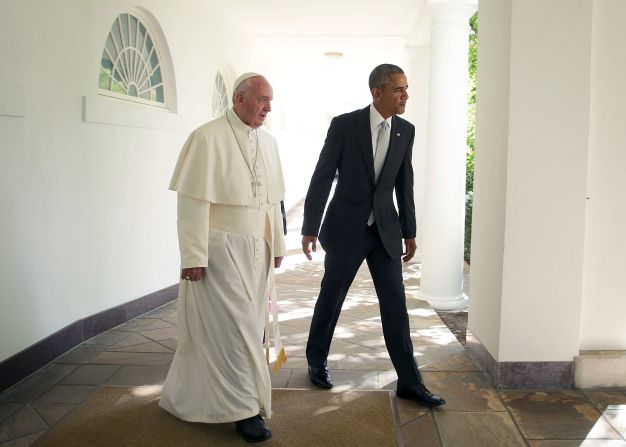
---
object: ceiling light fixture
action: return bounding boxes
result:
[324,51,343,61]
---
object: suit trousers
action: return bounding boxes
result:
[306,223,422,388]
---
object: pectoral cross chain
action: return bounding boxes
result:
[251,176,261,197]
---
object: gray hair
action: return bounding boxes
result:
[368,64,405,90]
[232,76,262,104]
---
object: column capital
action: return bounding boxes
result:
[427,0,477,24]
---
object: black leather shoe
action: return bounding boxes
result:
[308,365,333,389]
[396,383,446,407]
[235,414,272,443]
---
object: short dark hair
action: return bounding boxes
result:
[368,64,405,90]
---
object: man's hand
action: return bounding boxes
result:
[402,238,416,263]
[275,256,284,268]
[181,267,203,281]
[302,236,318,261]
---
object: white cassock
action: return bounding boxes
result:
[159,108,286,423]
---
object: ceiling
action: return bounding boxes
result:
[218,0,427,37]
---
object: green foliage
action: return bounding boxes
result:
[465,12,478,263]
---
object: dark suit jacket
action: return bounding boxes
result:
[302,106,416,259]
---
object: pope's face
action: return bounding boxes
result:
[236,77,273,129]
[372,73,409,119]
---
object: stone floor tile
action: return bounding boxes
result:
[335,354,395,370]
[324,370,379,391]
[413,343,479,372]
[107,333,154,349]
[584,391,626,411]
[282,343,307,357]
[162,315,178,325]
[401,412,440,447]
[409,372,505,412]
[269,368,291,388]
[108,341,174,353]
[60,364,122,385]
[397,408,430,425]
[138,326,177,342]
[87,351,173,366]
[106,332,174,353]
[0,365,79,404]
[411,327,459,346]
[0,429,45,447]
[32,385,96,405]
[0,406,22,426]
[408,316,447,330]
[528,441,626,446]
[603,407,626,438]
[137,307,176,320]
[104,364,170,386]
[82,330,129,346]
[0,407,47,442]
[275,356,305,369]
[502,390,622,440]
[344,334,387,350]
[142,319,175,330]
[378,370,400,390]
[51,344,107,364]
[435,411,526,447]
[32,402,75,426]
[407,307,438,319]
[284,369,318,389]
[114,318,160,332]
[158,338,177,351]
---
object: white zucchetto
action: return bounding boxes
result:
[233,72,264,92]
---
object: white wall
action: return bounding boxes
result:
[0,0,268,362]
[470,0,593,362]
[498,0,592,361]
[579,0,626,350]
[467,0,512,359]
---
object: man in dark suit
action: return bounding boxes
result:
[301,64,445,407]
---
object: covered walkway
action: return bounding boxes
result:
[1,206,625,446]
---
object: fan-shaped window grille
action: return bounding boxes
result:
[99,13,165,106]
[212,72,229,118]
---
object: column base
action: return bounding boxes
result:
[575,350,626,388]
[416,290,468,310]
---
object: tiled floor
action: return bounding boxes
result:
[1,206,626,446]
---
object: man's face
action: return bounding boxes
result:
[372,73,409,118]
[235,77,273,129]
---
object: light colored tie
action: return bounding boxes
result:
[368,120,390,225]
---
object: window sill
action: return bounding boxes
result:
[83,94,183,131]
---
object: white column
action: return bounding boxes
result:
[419,0,476,310]
[404,45,430,261]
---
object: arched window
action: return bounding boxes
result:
[212,71,229,118]
[99,12,166,106]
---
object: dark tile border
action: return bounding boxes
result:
[0,284,178,392]
[466,329,499,385]
[466,329,573,389]
[499,361,573,388]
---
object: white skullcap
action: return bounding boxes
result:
[233,72,264,92]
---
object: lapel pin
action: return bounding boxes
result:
[396,133,400,136]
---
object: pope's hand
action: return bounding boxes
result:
[181,267,203,281]
[302,236,317,261]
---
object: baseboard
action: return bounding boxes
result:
[575,350,626,388]
[466,329,574,389]
[0,284,178,392]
